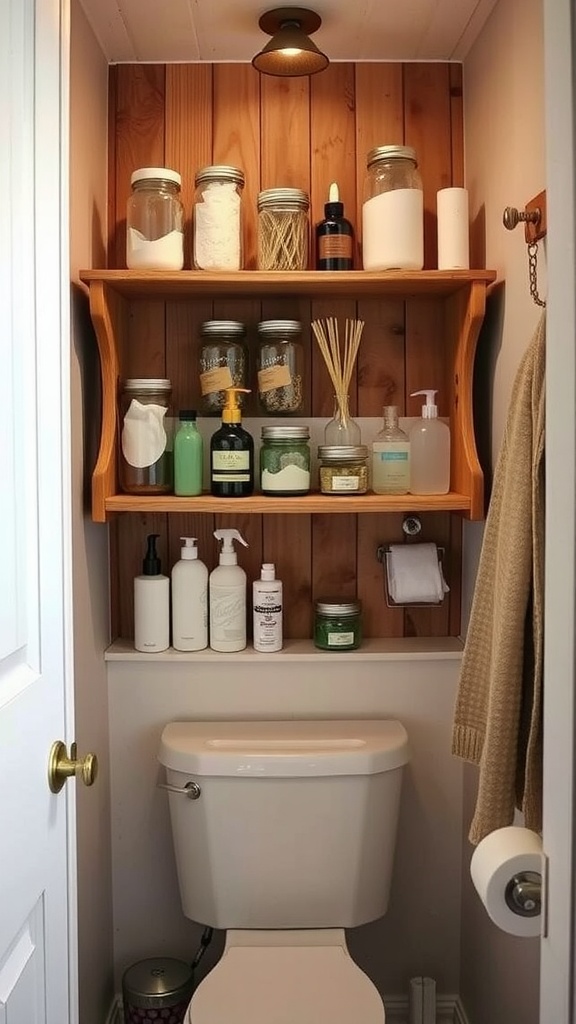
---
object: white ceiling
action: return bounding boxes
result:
[78,0,499,65]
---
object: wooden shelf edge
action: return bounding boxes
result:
[79,268,497,299]
[101,491,473,517]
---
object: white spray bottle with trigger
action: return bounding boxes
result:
[209,529,249,652]
[409,389,451,494]
[171,537,208,651]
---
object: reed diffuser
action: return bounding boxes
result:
[311,317,365,443]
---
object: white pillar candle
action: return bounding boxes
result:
[437,187,470,269]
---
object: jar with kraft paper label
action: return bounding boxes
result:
[198,320,248,414]
[256,320,304,415]
[119,379,173,494]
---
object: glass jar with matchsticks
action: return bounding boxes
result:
[311,316,365,444]
[257,188,310,271]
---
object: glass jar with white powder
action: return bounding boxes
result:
[260,426,310,496]
[362,145,424,271]
[193,165,245,271]
[126,168,184,270]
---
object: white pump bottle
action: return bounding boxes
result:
[209,529,249,652]
[171,537,208,651]
[409,389,451,494]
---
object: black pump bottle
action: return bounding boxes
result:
[210,387,254,497]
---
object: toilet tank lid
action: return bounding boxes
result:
[158,720,409,777]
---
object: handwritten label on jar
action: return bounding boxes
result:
[331,475,360,491]
[200,366,234,396]
[258,364,292,392]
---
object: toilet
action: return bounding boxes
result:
[158,718,410,1024]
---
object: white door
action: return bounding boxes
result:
[541,0,576,1021]
[0,0,77,1022]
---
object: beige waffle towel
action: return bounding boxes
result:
[452,313,545,844]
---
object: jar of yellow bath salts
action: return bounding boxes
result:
[318,445,369,494]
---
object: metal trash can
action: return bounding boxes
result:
[122,957,194,1023]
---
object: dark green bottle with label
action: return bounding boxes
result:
[210,387,254,497]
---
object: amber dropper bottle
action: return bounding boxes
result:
[316,182,354,270]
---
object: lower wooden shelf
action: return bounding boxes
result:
[104,491,472,515]
[105,637,465,662]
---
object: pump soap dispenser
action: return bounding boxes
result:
[409,389,451,494]
[171,537,208,651]
[210,387,254,497]
[209,529,249,652]
[134,533,170,653]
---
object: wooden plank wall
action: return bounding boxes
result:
[107,61,465,642]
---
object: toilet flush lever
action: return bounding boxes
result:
[158,779,201,799]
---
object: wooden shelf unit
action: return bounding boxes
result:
[80,268,495,525]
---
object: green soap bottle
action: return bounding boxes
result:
[174,410,203,496]
[210,387,254,497]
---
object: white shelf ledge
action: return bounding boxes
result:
[105,637,464,663]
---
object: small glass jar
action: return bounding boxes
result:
[126,167,184,270]
[318,445,369,494]
[193,165,245,271]
[198,320,248,414]
[257,188,310,271]
[257,320,304,415]
[362,145,424,271]
[260,426,311,496]
[314,599,362,651]
[119,379,173,494]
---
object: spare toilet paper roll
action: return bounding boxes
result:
[386,543,449,604]
[437,187,469,270]
[470,826,543,938]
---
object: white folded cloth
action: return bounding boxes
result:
[386,542,450,605]
[121,399,168,469]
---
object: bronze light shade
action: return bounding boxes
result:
[252,7,329,77]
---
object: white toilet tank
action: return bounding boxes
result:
[158,719,409,930]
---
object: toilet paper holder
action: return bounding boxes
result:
[505,871,542,918]
[376,543,447,608]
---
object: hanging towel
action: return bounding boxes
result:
[452,312,545,844]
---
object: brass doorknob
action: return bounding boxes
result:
[48,741,99,794]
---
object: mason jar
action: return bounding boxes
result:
[257,188,310,270]
[198,320,248,414]
[318,445,369,494]
[260,425,310,495]
[126,168,184,270]
[256,320,304,415]
[193,165,244,271]
[313,599,362,651]
[362,145,424,271]
[119,379,173,494]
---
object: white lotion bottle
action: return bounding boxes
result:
[409,389,451,494]
[253,563,283,652]
[134,533,170,653]
[171,537,208,651]
[209,528,249,652]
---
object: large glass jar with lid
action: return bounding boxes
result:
[119,378,173,493]
[198,320,248,414]
[256,320,304,415]
[193,165,245,271]
[126,167,184,270]
[257,188,310,270]
[260,426,310,495]
[362,145,424,271]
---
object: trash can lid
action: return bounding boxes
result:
[122,957,194,1009]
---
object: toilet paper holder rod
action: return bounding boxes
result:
[376,543,446,608]
[505,870,542,918]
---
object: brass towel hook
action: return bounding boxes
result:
[502,192,547,308]
[502,206,541,232]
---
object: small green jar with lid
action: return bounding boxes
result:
[260,425,310,496]
[314,599,362,651]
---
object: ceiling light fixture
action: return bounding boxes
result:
[252,7,329,77]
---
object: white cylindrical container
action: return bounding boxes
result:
[437,187,470,269]
[134,534,170,653]
[171,538,208,651]
[362,145,424,271]
[253,563,283,652]
[209,529,248,653]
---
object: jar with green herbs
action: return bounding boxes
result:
[198,320,248,414]
[314,599,362,651]
[257,320,304,415]
[318,445,369,494]
[260,425,310,495]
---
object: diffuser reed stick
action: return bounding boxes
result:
[311,317,365,427]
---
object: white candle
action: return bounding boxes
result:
[437,187,469,270]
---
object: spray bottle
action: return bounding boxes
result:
[171,537,208,651]
[209,529,249,652]
[409,390,451,494]
[210,386,254,497]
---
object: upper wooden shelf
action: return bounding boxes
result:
[79,268,497,300]
[104,491,472,515]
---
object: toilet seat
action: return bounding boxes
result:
[185,930,385,1024]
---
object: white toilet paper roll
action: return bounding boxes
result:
[470,826,543,937]
[437,187,469,269]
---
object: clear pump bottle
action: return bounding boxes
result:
[409,389,451,494]
[372,406,410,494]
